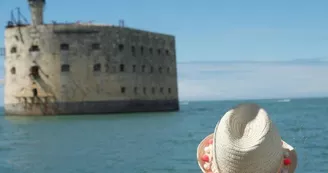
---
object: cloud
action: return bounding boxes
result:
[178,61,328,101]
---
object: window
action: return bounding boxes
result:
[92,43,100,50]
[141,65,145,72]
[60,43,69,50]
[143,87,146,94]
[158,67,162,73]
[120,64,125,72]
[121,87,126,93]
[134,87,138,94]
[10,46,17,53]
[132,65,136,72]
[131,46,136,56]
[160,87,164,94]
[168,88,171,94]
[30,65,40,78]
[118,44,124,52]
[150,66,154,73]
[29,45,40,52]
[61,64,70,72]
[149,48,153,55]
[10,67,16,74]
[140,46,144,55]
[157,49,161,55]
[151,87,155,94]
[32,88,38,97]
[93,63,101,72]
[165,49,170,56]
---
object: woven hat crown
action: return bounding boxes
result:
[213,103,284,173]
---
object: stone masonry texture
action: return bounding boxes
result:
[4,23,179,115]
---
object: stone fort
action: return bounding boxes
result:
[3,0,179,115]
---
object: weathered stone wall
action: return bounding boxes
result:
[4,25,61,115]
[4,24,179,115]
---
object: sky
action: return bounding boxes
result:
[1,0,328,102]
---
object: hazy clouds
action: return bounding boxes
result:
[178,61,328,101]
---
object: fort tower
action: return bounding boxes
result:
[27,0,45,25]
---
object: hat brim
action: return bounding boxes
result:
[197,134,298,173]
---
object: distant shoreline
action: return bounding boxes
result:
[179,96,328,103]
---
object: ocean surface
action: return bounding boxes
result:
[0,98,327,173]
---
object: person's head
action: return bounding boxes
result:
[197,103,297,173]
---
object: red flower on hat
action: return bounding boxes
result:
[284,158,291,165]
[201,154,209,162]
[208,138,213,145]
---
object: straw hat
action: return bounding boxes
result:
[197,103,297,173]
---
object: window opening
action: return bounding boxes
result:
[32,88,38,97]
[30,65,40,78]
[120,64,125,72]
[10,67,16,74]
[121,87,126,93]
[11,47,17,53]
[119,44,124,52]
[29,45,40,52]
[61,64,70,72]
[92,43,100,50]
[60,43,69,50]
[93,63,101,72]
[131,46,136,56]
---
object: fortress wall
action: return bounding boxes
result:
[4,25,61,114]
[4,24,179,115]
[53,25,178,102]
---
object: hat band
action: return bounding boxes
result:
[200,140,293,173]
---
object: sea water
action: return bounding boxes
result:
[0,97,327,173]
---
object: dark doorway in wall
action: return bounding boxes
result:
[30,65,40,78]
[32,88,38,97]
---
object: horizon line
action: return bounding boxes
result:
[177,58,328,64]
[179,95,328,102]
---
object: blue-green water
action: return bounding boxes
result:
[0,98,327,173]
